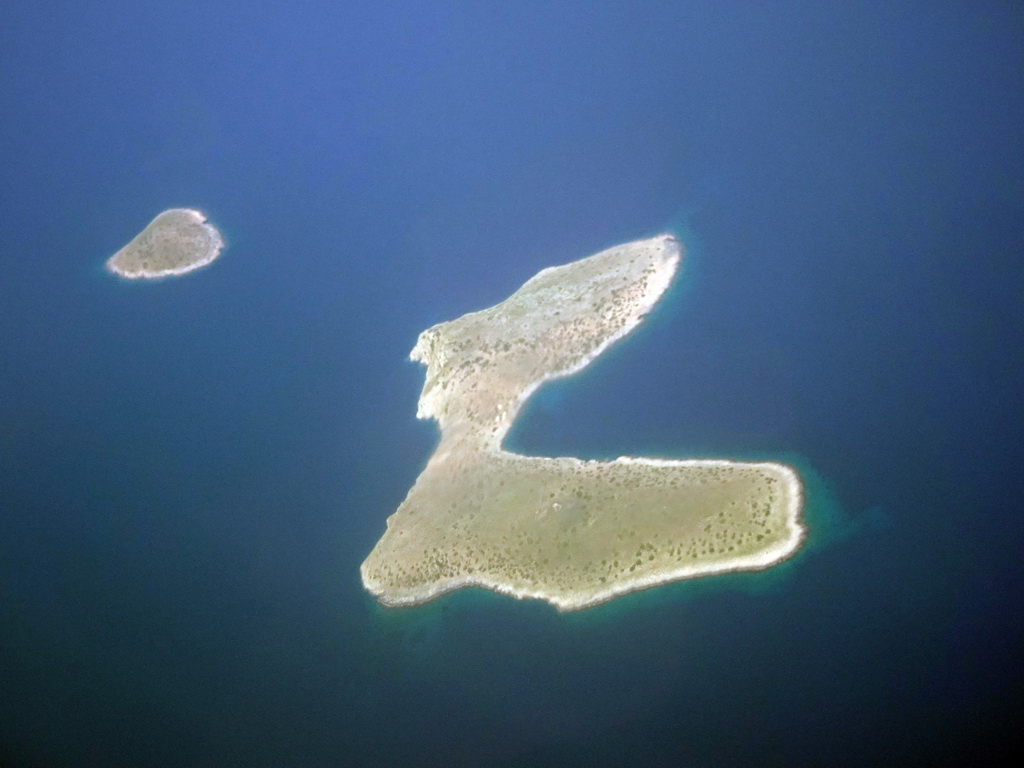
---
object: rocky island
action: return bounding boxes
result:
[106,208,224,279]
[360,234,805,612]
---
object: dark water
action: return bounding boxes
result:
[2,2,1022,766]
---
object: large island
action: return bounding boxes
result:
[361,234,805,612]
[106,208,224,280]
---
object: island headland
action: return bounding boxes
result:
[106,208,224,280]
[360,234,805,612]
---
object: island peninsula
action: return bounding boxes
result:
[106,208,224,279]
[360,234,805,612]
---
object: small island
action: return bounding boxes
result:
[360,234,805,612]
[105,208,224,280]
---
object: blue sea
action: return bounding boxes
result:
[2,2,1022,766]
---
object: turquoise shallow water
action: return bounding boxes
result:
[2,2,1023,766]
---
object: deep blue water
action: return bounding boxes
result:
[2,2,1023,766]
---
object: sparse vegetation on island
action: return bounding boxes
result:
[106,208,223,280]
[360,234,804,612]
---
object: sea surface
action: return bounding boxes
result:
[2,2,1022,766]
